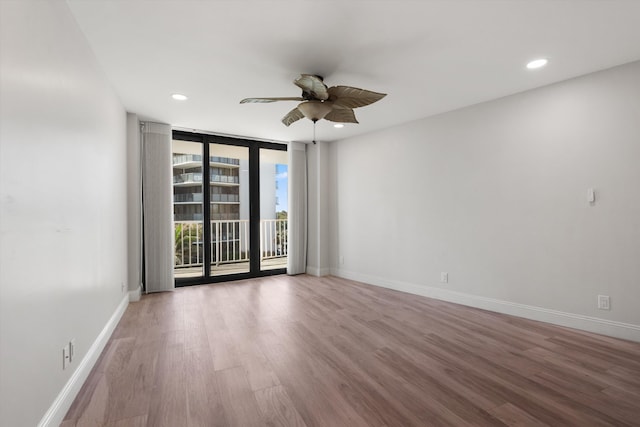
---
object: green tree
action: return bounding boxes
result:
[174,223,202,265]
[275,211,288,255]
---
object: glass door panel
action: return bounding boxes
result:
[172,140,204,278]
[259,148,288,271]
[209,143,250,276]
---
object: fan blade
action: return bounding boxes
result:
[281,107,305,127]
[294,74,329,101]
[327,86,386,109]
[324,107,359,124]
[240,97,304,104]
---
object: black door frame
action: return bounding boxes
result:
[172,130,287,287]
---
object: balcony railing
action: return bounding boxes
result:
[211,220,250,265]
[173,173,240,185]
[174,193,239,203]
[211,193,239,203]
[174,193,203,203]
[175,213,203,221]
[211,174,240,184]
[260,219,288,260]
[174,219,288,270]
[173,154,240,166]
[174,172,202,184]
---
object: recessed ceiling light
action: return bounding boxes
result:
[333,124,344,128]
[172,93,188,101]
[526,58,548,69]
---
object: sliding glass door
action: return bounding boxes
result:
[259,148,288,272]
[172,139,204,278]
[172,131,287,285]
[208,142,249,276]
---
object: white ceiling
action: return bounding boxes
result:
[67,0,640,143]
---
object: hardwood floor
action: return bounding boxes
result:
[62,275,640,427]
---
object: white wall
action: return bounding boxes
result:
[127,113,142,298]
[0,2,128,426]
[329,61,640,340]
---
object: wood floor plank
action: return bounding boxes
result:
[421,333,625,426]
[257,338,372,427]
[531,370,640,426]
[524,346,640,395]
[145,330,187,427]
[241,350,281,392]
[255,385,308,427]
[489,403,549,427]
[72,375,110,426]
[215,366,265,426]
[114,333,161,421]
[207,328,241,372]
[280,322,421,427]
[105,414,148,427]
[64,275,640,427]
[326,334,475,427]
[600,385,640,412]
[373,346,509,427]
[184,346,226,427]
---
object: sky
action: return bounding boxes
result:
[275,163,288,212]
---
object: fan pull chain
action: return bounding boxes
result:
[312,119,319,144]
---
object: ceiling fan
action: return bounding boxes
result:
[240,74,387,128]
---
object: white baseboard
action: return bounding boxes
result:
[331,268,640,343]
[129,284,142,302]
[38,294,129,427]
[306,266,330,277]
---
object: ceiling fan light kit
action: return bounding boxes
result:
[297,100,333,122]
[240,74,387,142]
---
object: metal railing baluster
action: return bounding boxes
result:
[173,219,286,274]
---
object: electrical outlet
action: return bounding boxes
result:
[339,255,344,265]
[62,347,69,370]
[597,295,610,310]
[440,272,448,283]
[69,339,76,363]
[121,282,125,293]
